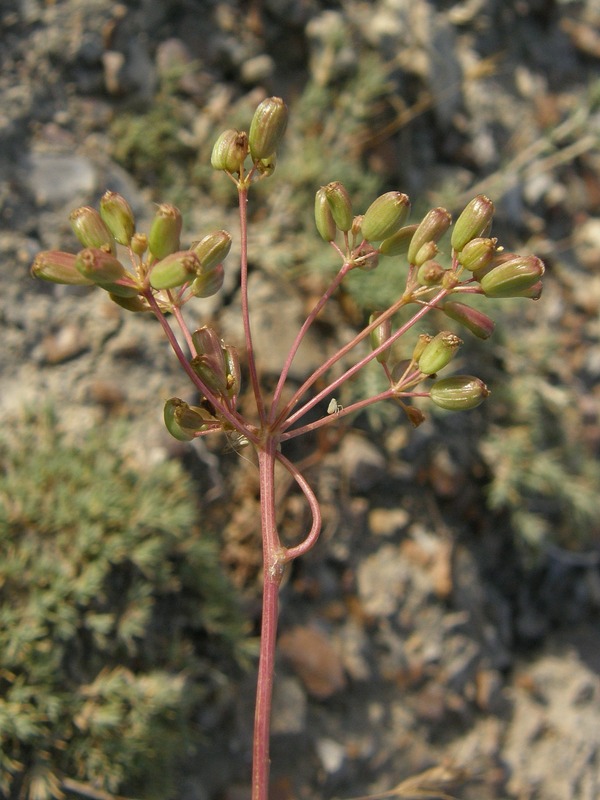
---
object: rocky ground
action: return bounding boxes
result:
[1,1,600,799]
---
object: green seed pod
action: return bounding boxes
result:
[148,203,182,260]
[407,207,452,265]
[315,188,337,242]
[418,331,462,375]
[369,312,392,364]
[413,241,439,267]
[149,250,200,290]
[457,237,497,272]
[442,301,495,339]
[192,230,232,272]
[31,251,95,285]
[430,375,490,410]
[75,248,127,284]
[191,326,228,395]
[98,281,140,298]
[479,255,545,298]
[70,206,116,255]
[248,96,288,161]
[417,259,445,286]
[324,181,353,232]
[411,333,433,363]
[99,191,136,246]
[211,129,249,173]
[109,293,150,312]
[451,195,494,252]
[361,192,411,243]
[190,264,224,298]
[378,224,418,257]
[164,398,216,441]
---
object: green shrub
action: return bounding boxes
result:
[0,409,248,800]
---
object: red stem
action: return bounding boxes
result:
[252,443,285,800]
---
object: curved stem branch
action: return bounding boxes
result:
[275,450,322,562]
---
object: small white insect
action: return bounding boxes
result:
[327,398,343,415]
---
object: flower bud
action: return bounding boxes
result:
[378,224,418,257]
[418,331,462,375]
[164,398,216,441]
[70,206,116,255]
[457,237,497,272]
[324,181,353,232]
[479,255,545,298]
[430,375,490,410]
[131,233,148,256]
[99,191,135,246]
[451,195,494,252]
[149,250,200,290]
[442,301,495,339]
[369,312,392,364]
[190,264,224,298]
[31,251,95,285]
[361,192,411,243]
[211,129,249,173]
[248,97,288,161]
[407,207,451,265]
[148,203,182,260]
[413,241,439,267]
[417,259,445,286]
[192,230,232,272]
[315,188,337,242]
[75,248,127,284]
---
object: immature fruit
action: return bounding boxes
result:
[99,191,136,246]
[70,206,116,254]
[430,375,490,410]
[442,301,495,340]
[32,251,95,285]
[417,331,462,375]
[211,129,249,173]
[324,181,353,232]
[75,248,127,284]
[148,204,182,260]
[248,97,288,161]
[149,251,200,290]
[451,195,494,252]
[361,192,411,243]
[479,255,545,298]
[315,188,336,242]
[407,207,451,265]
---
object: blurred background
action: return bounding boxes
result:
[1,1,599,799]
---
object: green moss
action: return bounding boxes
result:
[0,409,249,799]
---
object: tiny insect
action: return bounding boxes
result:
[327,398,343,415]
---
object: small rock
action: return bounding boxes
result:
[338,434,386,492]
[271,675,307,735]
[315,737,346,775]
[41,324,88,364]
[368,507,410,537]
[278,625,346,699]
[25,152,97,207]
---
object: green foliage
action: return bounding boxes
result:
[0,410,248,800]
[479,299,600,555]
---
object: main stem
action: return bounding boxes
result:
[252,441,285,800]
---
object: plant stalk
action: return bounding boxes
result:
[252,442,285,800]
